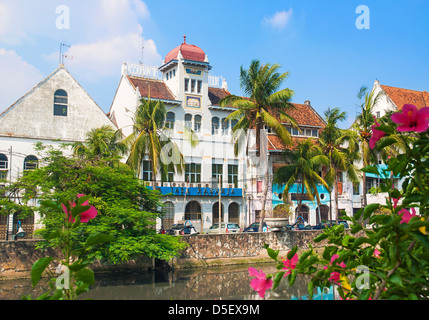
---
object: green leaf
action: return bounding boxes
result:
[31,257,54,288]
[307,280,315,300]
[314,233,329,243]
[361,166,379,175]
[85,233,115,248]
[75,268,95,285]
[287,247,298,260]
[288,269,298,286]
[342,235,350,247]
[389,273,404,287]
[363,203,380,220]
[273,271,285,290]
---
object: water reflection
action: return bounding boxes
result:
[0,264,334,300]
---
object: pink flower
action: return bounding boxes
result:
[248,267,273,299]
[282,253,298,276]
[370,116,386,149]
[391,104,429,133]
[392,197,401,209]
[62,194,98,223]
[324,254,346,284]
[373,248,381,258]
[398,208,417,224]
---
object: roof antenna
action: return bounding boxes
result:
[139,36,144,65]
[59,43,70,65]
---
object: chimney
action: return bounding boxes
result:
[304,100,311,106]
[121,63,128,76]
[222,78,228,91]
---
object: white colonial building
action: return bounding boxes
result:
[109,37,247,232]
[0,65,116,240]
[338,80,428,218]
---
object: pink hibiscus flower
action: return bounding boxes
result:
[62,194,98,223]
[373,248,381,258]
[282,253,299,276]
[398,208,417,224]
[391,104,429,133]
[324,254,346,284]
[369,116,386,149]
[248,267,273,299]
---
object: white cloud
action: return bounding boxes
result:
[263,9,293,30]
[0,49,44,113]
[63,34,162,81]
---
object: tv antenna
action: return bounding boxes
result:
[59,43,71,65]
[139,36,144,65]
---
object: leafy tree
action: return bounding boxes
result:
[124,96,194,184]
[220,60,298,231]
[1,145,187,264]
[319,108,360,224]
[352,86,383,208]
[71,125,128,165]
[274,139,330,223]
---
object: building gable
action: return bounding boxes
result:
[0,66,114,142]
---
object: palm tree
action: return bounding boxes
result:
[124,96,193,185]
[319,108,360,224]
[352,86,384,208]
[72,125,128,165]
[219,59,298,231]
[274,139,330,224]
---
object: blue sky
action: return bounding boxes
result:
[0,0,428,129]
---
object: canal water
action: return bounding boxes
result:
[0,264,334,300]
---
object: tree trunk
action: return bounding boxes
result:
[334,172,339,225]
[360,172,367,226]
[259,171,270,232]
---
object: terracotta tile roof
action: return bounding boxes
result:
[268,134,321,151]
[128,76,176,102]
[208,87,232,106]
[381,85,429,110]
[283,103,326,127]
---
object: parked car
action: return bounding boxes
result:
[206,223,241,234]
[311,220,350,230]
[165,223,198,236]
[243,222,270,232]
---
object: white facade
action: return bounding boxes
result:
[0,65,116,239]
[109,42,247,232]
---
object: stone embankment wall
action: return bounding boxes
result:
[0,231,329,279]
[174,230,328,268]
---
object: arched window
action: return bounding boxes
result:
[165,112,175,129]
[231,119,238,132]
[54,89,68,117]
[212,117,220,135]
[24,155,38,171]
[0,154,8,181]
[213,202,224,224]
[185,201,202,220]
[194,115,202,132]
[228,202,240,224]
[162,201,175,230]
[316,205,330,224]
[222,118,229,135]
[295,205,310,224]
[184,114,193,129]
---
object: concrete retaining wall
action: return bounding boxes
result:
[0,231,329,279]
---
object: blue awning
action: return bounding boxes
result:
[365,164,399,179]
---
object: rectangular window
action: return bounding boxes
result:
[312,130,319,137]
[191,79,196,93]
[305,129,312,136]
[173,69,176,77]
[212,163,223,184]
[185,163,201,183]
[161,164,174,183]
[184,79,189,92]
[228,165,238,188]
[142,160,152,182]
[197,80,202,94]
[293,128,299,136]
